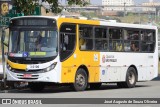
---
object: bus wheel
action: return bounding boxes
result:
[72,68,88,91]
[90,83,102,90]
[124,67,137,88]
[28,82,45,92]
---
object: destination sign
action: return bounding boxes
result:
[10,18,56,27]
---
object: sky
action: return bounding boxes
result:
[134,0,160,4]
[58,0,160,5]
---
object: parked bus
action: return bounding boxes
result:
[3,16,158,91]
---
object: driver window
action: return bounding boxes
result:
[60,23,76,61]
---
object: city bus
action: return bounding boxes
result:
[3,16,158,91]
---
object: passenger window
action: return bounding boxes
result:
[109,28,122,40]
[79,25,93,50]
[124,41,130,51]
[116,41,123,51]
[130,41,139,52]
[124,30,129,40]
[95,28,107,38]
[95,27,108,51]
[128,30,139,40]
[109,28,123,51]
[123,29,140,52]
[95,40,108,50]
[141,30,155,52]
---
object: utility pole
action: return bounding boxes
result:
[154,6,156,22]
[0,0,11,90]
[151,3,156,22]
[139,10,141,24]
[124,2,126,17]
[1,27,6,90]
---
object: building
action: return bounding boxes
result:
[142,0,160,6]
[90,0,134,6]
[58,0,90,6]
[90,0,134,11]
[142,1,160,12]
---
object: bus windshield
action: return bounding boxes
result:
[9,30,58,58]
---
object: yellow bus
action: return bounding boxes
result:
[4,16,158,91]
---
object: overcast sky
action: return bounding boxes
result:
[58,0,160,5]
[134,0,160,4]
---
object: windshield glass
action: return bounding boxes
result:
[9,30,58,58]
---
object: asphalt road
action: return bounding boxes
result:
[0,76,160,107]
[1,80,160,98]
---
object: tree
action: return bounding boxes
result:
[12,0,89,15]
[42,0,62,14]
[67,0,89,6]
[13,0,36,15]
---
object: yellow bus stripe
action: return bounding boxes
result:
[57,18,100,30]
[7,60,27,70]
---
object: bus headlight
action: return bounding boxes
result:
[44,62,57,72]
[7,63,12,71]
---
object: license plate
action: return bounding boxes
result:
[23,74,32,78]
[28,65,40,69]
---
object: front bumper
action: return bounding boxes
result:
[6,68,60,83]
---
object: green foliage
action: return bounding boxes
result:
[81,12,97,19]
[127,12,134,16]
[42,0,62,14]
[14,0,36,15]
[68,0,89,6]
[12,0,89,15]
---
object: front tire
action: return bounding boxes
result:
[71,68,88,91]
[28,82,45,92]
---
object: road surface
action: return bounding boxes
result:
[0,76,160,107]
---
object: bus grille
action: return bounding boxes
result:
[17,74,39,79]
[11,69,45,73]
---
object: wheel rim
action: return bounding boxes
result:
[76,74,86,87]
[128,71,135,85]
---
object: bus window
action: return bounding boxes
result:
[109,40,116,51]
[124,29,129,40]
[95,39,108,50]
[130,41,139,52]
[109,28,123,51]
[147,31,155,41]
[95,27,107,38]
[116,41,123,51]
[95,27,108,51]
[128,30,139,40]
[79,25,93,50]
[141,30,155,52]
[109,28,122,40]
[20,32,25,51]
[124,41,130,51]
[141,31,146,41]
[123,29,140,52]
[60,24,76,61]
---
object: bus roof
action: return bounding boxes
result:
[10,16,157,30]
